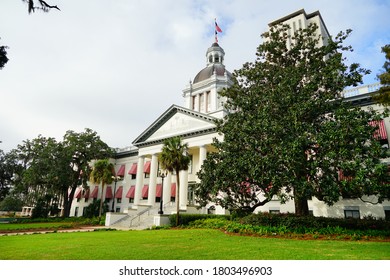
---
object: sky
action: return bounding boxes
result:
[0,0,389,153]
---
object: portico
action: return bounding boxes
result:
[131,130,219,211]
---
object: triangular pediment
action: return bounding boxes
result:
[132,105,217,146]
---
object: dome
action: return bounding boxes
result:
[193,64,229,83]
[192,42,232,84]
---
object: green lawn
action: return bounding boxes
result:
[0,229,389,260]
[0,222,74,231]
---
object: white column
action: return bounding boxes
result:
[199,145,207,170]
[134,156,144,206]
[147,154,158,205]
[179,170,188,210]
[163,172,172,210]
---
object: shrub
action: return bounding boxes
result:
[83,199,109,218]
[169,214,230,226]
[240,212,390,232]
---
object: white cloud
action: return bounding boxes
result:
[0,0,389,152]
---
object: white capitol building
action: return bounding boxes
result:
[58,9,390,228]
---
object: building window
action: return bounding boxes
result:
[131,174,136,180]
[105,198,110,204]
[129,198,134,203]
[192,96,196,110]
[188,183,196,206]
[115,207,120,213]
[344,209,360,219]
[82,207,87,217]
[84,197,89,203]
[188,155,193,174]
[206,91,211,112]
[269,209,280,214]
[77,198,80,202]
[117,198,122,204]
[199,93,204,112]
[74,207,79,217]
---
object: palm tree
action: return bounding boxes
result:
[159,136,191,226]
[89,159,115,219]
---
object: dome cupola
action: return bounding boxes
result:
[182,41,233,119]
[193,42,231,84]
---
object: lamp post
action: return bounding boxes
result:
[158,170,167,215]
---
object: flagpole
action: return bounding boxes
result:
[214,18,222,43]
[214,18,218,43]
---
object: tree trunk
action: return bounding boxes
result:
[99,183,105,218]
[63,186,75,218]
[294,187,309,216]
[175,170,180,226]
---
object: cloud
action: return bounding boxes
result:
[0,0,389,152]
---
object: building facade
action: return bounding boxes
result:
[68,9,390,223]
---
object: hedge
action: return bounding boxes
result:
[168,214,230,226]
[240,212,390,231]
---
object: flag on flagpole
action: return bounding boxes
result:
[215,20,222,33]
[214,19,222,43]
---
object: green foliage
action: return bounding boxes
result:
[374,44,390,106]
[31,195,54,218]
[0,195,24,212]
[159,136,191,174]
[186,214,390,239]
[89,159,115,218]
[2,129,113,218]
[0,149,22,201]
[83,199,109,218]
[168,214,230,226]
[196,23,389,216]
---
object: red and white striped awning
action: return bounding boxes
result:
[116,165,125,177]
[369,120,387,140]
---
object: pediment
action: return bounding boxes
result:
[132,105,217,146]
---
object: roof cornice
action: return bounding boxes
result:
[132,104,217,146]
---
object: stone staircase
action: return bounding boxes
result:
[109,203,177,230]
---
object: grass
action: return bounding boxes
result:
[0,229,389,260]
[0,222,75,232]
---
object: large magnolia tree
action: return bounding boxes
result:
[196,23,389,216]
[374,44,390,106]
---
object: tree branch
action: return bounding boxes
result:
[359,197,380,205]
[39,0,60,11]
[25,0,60,13]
